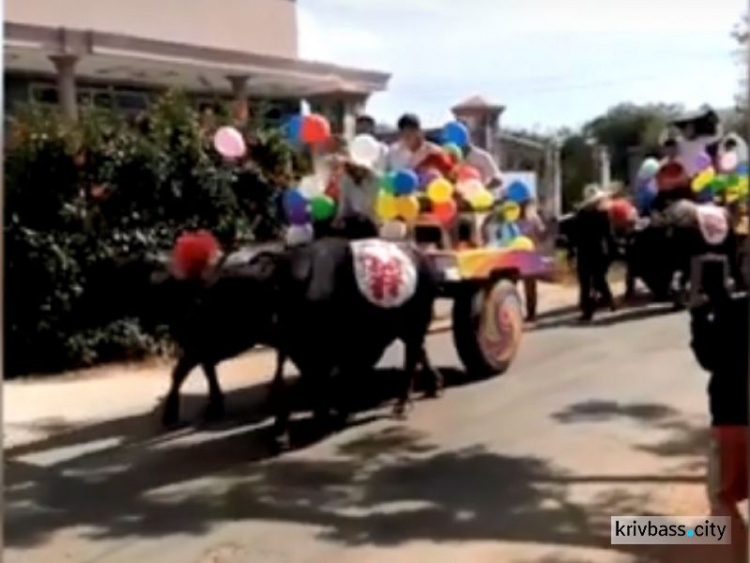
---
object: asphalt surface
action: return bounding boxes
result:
[5,303,731,563]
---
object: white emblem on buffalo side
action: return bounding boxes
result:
[695,205,729,246]
[350,239,418,308]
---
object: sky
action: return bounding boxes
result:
[297,0,747,131]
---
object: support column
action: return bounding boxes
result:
[49,55,78,121]
[227,75,250,125]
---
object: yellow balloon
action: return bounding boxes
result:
[470,189,494,210]
[738,177,749,196]
[395,195,420,221]
[376,191,397,221]
[725,184,740,203]
[509,236,534,251]
[691,168,715,193]
[427,178,454,203]
[502,201,521,222]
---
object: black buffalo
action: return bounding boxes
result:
[267,235,442,447]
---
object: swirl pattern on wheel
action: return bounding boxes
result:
[477,283,523,368]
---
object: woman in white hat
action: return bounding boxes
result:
[330,138,382,230]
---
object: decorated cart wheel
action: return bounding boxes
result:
[452,279,524,378]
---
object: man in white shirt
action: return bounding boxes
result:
[385,113,442,172]
[464,143,503,192]
[667,109,723,177]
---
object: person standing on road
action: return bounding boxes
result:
[689,268,748,562]
[518,200,546,321]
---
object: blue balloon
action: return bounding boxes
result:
[505,181,531,204]
[442,121,470,147]
[284,115,303,143]
[393,169,419,195]
[737,162,749,176]
[283,189,307,213]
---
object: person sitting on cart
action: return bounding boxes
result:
[328,140,381,238]
[462,138,504,195]
[386,113,449,175]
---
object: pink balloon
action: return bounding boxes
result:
[213,126,246,160]
[720,151,739,172]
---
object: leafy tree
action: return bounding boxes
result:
[5,91,295,376]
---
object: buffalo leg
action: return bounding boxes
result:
[577,263,595,321]
[420,346,443,399]
[394,342,419,419]
[270,365,292,450]
[201,362,225,421]
[162,354,198,427]
[269,349,287,404]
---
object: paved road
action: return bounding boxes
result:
[5,304,731,563]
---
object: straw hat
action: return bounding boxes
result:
[580,184,610,207]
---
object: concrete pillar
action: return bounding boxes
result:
[307,93,368,142]
[227,75,250,124]
[49,55,78,121]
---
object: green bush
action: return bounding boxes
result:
[5,91,299,376]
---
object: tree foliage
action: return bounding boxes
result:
[5,91,297,376]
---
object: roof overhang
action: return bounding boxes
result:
[4,22,391,97]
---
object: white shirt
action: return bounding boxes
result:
[465,145,502,186]
[385,140,440,172]
[676,134,722,177]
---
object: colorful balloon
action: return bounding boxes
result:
[505,180,532,204]
[432,199,457,225]
[418,168,443,189]
[456,178,484,198]
[469,189,494,210]
[381,172,397,194]
[298,175,324,198]
[608,199,636,226]
[393,169,419,195]
[376,191,398,221]
[457,164,482,182]
[694,152,712,172]
[285,224,314,246]
[720,151,739,172]
[350,134,382,167]
[442,121,470,147]
[285,115,303,143]
[502,201,521,222]
[426,178,454,203]
[509,236,535,251]
[300,114,331,144]
[637,158,660,180]
[309,195,336,221]
[691,168,715,192]
[395,195,420,221]
[213,126,246,160]
[443,142,463,163]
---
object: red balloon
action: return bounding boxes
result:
[608,199,636,226]
[433,199,457,225]
[457,164,481,182]
[300,114,331,144]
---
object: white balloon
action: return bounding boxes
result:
[298,175,324,198]
[285,224,314,247]
[350,134,381,166]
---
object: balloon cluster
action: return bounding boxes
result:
[375,120,496,225]
[691,151,749,204]
[494,201,535,251]
[283,175,337,240]
[285,113,332,145]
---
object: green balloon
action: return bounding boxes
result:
[309,195,336,220]
[707,177,727,193]
[443,142,463,162]
[381,173,397,194]
[725,173,740,187]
